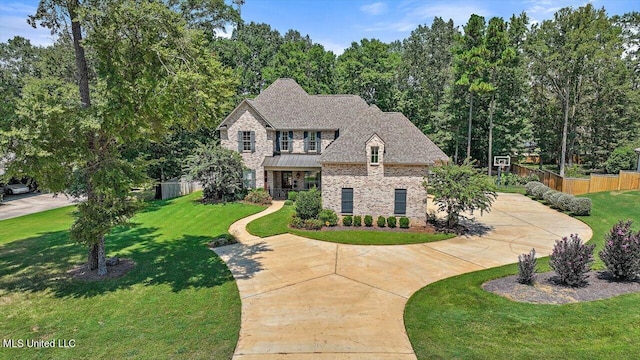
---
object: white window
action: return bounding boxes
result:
[281,131,289,151]
[309,132,317,152]
[371,146,379,164]
[242,131,252,151]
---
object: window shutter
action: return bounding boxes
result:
[394,189,407,215]
[341,188,353,214]
[251,170,256,188]
[237,131,242,152]
[316,132,321,154]
[275,131,281,153]
[304,131,309,152]
[288,131,293,153]
[250,131,255,153]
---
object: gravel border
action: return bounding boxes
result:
[483,271,640,304]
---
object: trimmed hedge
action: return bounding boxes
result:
[377,216,386,227]
[570,197,592,216]
[525,181,544,196]
[244,189,272,205]
[364,215,373,227]
[353,215,362,227]
[319,209,338,226]
[532,184,550,199]
[387,216,397,228]
[399,217,410,229]
[558,194,574,211]
[342,215,353,226]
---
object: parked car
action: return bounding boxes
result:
[3,183,30,195]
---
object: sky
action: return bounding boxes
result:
[1,0,638,54]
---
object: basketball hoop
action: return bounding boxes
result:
[493,156,511,186]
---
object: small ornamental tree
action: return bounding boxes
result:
[425,160,497,230]
[295,187,322,220]
[517,248,537,285]
[599,220,640,280]
[185,143,244,203]
[549,234,595,286]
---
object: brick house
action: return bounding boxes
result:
[217,79,448,224]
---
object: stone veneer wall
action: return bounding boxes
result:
[219,104,272,188]
[321,163,429,225]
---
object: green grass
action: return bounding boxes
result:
[246,205,454,245]
[0,192,265,359]
[405,190,640,359]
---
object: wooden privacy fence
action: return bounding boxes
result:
[511,164,640,195]
[159,178,202,200]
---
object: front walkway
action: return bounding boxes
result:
[214,193,592,360]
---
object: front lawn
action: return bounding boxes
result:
[246,205,454,245]
[405,190,640,359]
[0,193,265,359]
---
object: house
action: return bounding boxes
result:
[217,79,448,224]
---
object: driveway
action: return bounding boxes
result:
[0,192,80,221]
[214,193,592,360]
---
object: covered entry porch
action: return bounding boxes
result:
[262,155,321,200]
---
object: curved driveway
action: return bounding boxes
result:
[214,193,592,360]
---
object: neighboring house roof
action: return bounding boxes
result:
[321,105,448,165]
[263,154,321,169]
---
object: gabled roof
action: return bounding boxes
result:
[217,79,369,130]
[320,105,449,165]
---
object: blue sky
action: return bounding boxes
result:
[1,0,638,54]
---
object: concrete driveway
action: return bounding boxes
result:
[214,193,592,360]
[0,192,79,221]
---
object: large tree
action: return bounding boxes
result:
[527,4,624,175]
[8,0,236,275]
[335,38,401,111]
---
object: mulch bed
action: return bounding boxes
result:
[483,271,640,304]
[67,258,136,281]
[319,224,436,233]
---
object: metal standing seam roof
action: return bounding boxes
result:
[262,155,321,168]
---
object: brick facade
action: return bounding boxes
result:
[321,163,429,225]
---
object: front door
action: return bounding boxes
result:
[281,171,293,190]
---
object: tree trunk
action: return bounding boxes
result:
[467,92,473,160]
[88,244,99,270]
[67,0,91,108]
[559,89,570,177]
[97,235,107,276]
[487,94,495,176]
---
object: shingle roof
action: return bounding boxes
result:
[218,78,449,165]
[320,105,448,165]
[218,79,370,130]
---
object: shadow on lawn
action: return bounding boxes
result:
[0,223,237,299]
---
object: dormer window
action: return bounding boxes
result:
[371,146,379,164]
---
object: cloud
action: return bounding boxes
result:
[362,2,490,33]
[361,2,388,16]
[316,39,348,55]
[0,2,57,46]
[524,0,594,24]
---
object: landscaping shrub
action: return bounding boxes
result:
[289,215,304,229]
[303,218,323,230]
[353,215,362,227]
[570,197,592,216]
[377,216,386,227]
[557,194,575,211]
[364,215,373,227]
[599,220,640,280]
[295,187,322,220]
[318,209,338,226]
[549,192,565,208]
[549,234,595,286]
[517,248,537,285]
[399,217,410,229]
[284,200,293,206]
[287,191,298,202]
[387,216,397,228]
[244,189,272,205]
[542,189,559,204]
[342,215,353,226]
[604,146,637,174]
[525,181,544,196]
[532,184,550,199]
